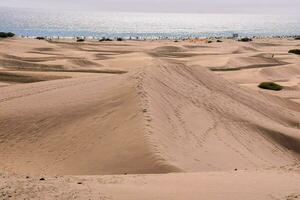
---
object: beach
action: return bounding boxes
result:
[0,37,300,199]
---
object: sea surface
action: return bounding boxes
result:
[1,7,300,38]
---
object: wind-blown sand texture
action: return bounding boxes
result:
[0,37,300,199]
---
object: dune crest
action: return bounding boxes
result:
[1,53,300,175]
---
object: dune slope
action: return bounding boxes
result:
[1,56,300,175]
[135,59,300,172]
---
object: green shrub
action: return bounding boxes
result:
[288,49,300,55]
[0,32,15,38]
[36,36,45,40]
[99,37,113,42]
[258,82,283,91]
[239,37,252,42]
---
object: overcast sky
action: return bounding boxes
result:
[0,0,299,14]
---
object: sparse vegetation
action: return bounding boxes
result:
[239,37,252,42]
[217,40,222,43]
[116,37,123,41]
[99,37,113,42]
[36,37,45,40]
[207,41,213,43]
[258,82,283,91]
[77,38,85,42]
[0,32,15,38]
[294,37,300,40]
[288,49,300,55]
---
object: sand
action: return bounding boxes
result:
[0,37,300,199]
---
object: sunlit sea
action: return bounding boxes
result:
[1,7,300,38]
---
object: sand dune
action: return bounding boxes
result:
[1,59,300,174]
[0,38,300,199]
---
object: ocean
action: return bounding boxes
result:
[1,7,300,39]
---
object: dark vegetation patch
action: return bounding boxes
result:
[238,38,253,42]
[0,32,15,38]
[288,49,300,55]
[258,82,283,91]
[99,37,113,42]
[35,37,45,40]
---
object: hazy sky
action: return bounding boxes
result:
[1,0,299,14]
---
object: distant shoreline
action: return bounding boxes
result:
[2,9,300,40]
[14,34,300,42]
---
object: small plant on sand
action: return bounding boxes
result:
[288,49,300,55]
[35,36,45,40]
[258,82,283,91]
[239,37,252,42]
[116,37,123,41]
[99,37,113,42]
[77,38,85,42]
[0,32,15,38]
